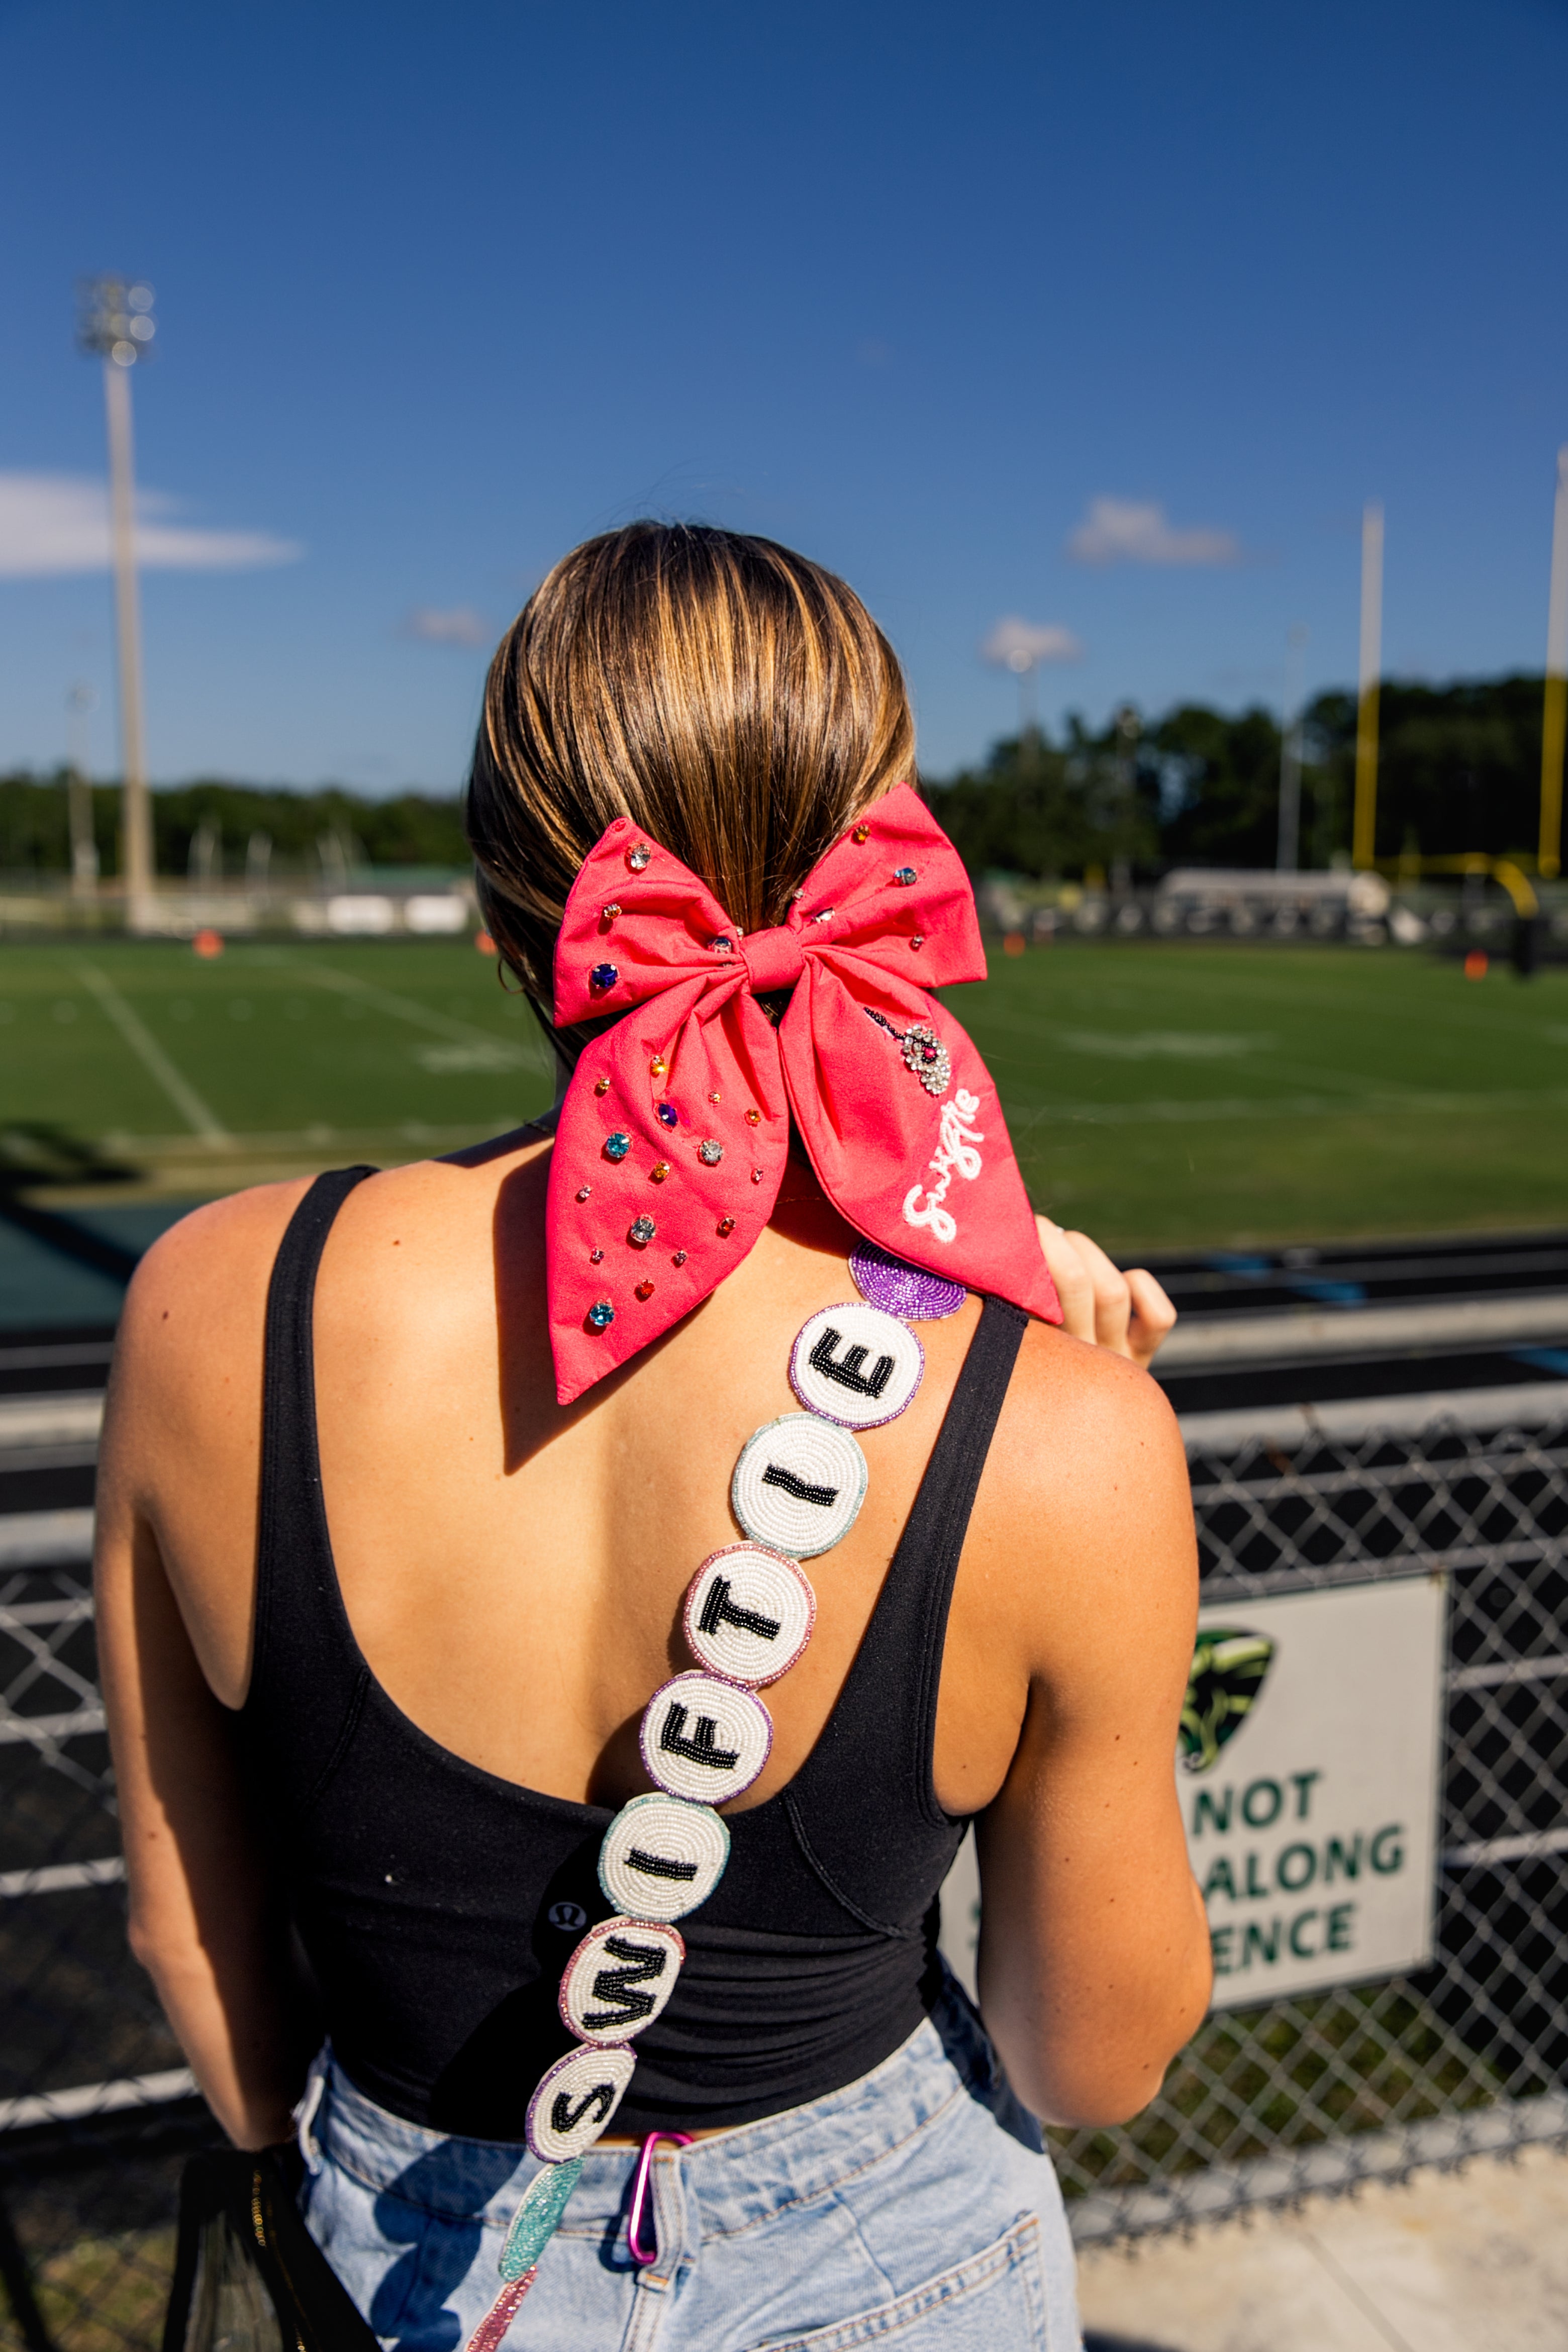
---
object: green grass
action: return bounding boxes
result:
[0,938,555,1186]
[949,940,1568,1250]
[3,936,1567,1247]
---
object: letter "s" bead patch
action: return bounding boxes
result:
[525,2044,637,2164]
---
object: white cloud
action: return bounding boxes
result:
[400,605,491,646]
[0,471,302,578]
[980,615,1084,671]
[1067,497,1240,567]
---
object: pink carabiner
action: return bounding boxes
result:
[627,2130,695,2267]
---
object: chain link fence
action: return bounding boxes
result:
[1060,1404,1568,2239]
[1,1404,1566,2340]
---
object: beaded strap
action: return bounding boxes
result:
[464,1239,964,2346]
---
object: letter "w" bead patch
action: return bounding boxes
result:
[789,1303,924,1429]
[558,1917,686,2045]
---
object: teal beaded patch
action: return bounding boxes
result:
[500,2158,583,2280]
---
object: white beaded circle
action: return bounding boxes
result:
[683,1544,816,1686]
[598,1793,730,1922]
[788,1302,924,1429]
[730,1413,868,1558]
[558,1916,685,2046]
[640,1670,773,1804]
[525,2042,637,2164]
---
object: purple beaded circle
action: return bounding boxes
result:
[849,1241,965,1322]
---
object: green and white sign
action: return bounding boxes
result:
[1183,1575,1446,2007]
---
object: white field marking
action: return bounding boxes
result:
[1006,1084,1568,1130]
[1053,1029,1273,1059]
[76,963,230,1144]
[274,956,551,1074]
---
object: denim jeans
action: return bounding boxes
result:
[297,1970,1081,2350]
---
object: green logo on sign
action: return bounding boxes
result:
[1180,1628,1275,1775]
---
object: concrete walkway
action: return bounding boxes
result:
[1077,2143,1568,2352]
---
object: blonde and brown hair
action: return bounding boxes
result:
[465,523,915,1044]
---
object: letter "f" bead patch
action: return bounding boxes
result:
[639,1671,773,1803]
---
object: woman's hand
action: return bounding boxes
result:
[1034,1216,1176,1368]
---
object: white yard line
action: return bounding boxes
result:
[286,958,551,1070]
[77,963,231,1144]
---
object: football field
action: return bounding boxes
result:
[2,936,1567,1251]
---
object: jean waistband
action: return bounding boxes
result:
[308,1973,1013,2241]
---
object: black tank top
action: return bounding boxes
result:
[237,1166,1026,2138]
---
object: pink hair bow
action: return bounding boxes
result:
[546,782,1061,1404]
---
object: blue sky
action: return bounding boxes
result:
[2,0,1565,792]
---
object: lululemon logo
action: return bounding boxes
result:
[547,1900,587,1931]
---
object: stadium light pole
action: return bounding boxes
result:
[77,277,157,931]
[1539,446,1568,882]
[1276,623,1308,872]
[1351,503,1383,870]
[65,681,99,898]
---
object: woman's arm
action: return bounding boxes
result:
[973,1348,1211,2125]
[94,1190,316,2148]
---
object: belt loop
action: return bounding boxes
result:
[292,2044,330,2178]
[627,2131,693,2268]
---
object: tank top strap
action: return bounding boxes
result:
[782,1294,1028,1921]
[244,1167,377,1777]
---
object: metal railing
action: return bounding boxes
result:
[1,1404,1566,2343]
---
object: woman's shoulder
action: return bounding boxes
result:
[968,1310,1195,1657]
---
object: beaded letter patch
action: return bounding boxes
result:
[558,1917,686,2045]
[525,2044,637,2164]
[789,1302,924,1430]
[640,1670,773,1804]
[682,1543,815,1685]
[731,1412,868,1558]
[597,1792,730,1921]
[471,1239,977,2347]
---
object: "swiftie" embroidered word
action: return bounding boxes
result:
[902,1089,984,1245]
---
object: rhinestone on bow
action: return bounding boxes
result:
[604,1132,631,1161]
[626,843,652,871]
[587,1301,615,1330]
[628,1216,656,1247]
[589,962,619,991]
[699,1138,723,1165]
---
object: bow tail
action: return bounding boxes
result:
[778,967,1062,1327]
[546,982,793,1405]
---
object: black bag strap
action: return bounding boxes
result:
[163,2147,378,2352]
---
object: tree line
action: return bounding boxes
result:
[0,671,1551,883]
